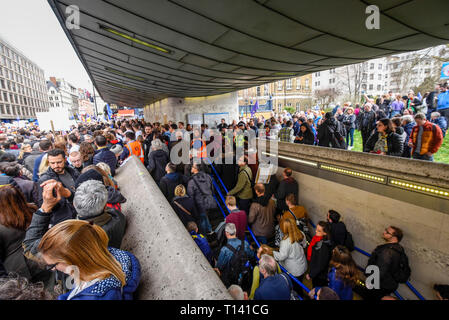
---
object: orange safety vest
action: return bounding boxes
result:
[191,138,207,159]
[125,140,144,163]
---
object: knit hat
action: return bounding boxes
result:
[75,169,104,189]
[110,144,123,156]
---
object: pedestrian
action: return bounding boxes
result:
[364,118,404,156]
[306,221,333,287]
[227,155,253,215]
[408,113,443,161]
[328,245,359,300]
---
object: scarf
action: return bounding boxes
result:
[307,235,323,262]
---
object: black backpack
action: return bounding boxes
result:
[343,230,355,252]
[389,245,411,284]
[221,240,254,292]
[287,208,312,242]
[327,122,347,149]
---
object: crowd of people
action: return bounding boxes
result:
[0,107,448,300]
[244,83,448,162]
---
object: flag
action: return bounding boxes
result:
[417,92,422,101]
[106,103,112,120]
[250,101,259,116]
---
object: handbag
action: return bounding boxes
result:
[279,273,300,300]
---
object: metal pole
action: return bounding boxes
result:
[92,81,98,119]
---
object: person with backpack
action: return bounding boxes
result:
[363,226,411,300]
[317,112,347,149]
[227,155,253,215]
[215,223,256,290]
[327,210,354,251]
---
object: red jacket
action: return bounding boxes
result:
[409,121,443,155]
[226,209,247,241]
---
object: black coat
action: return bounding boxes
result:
[367,243,404,292]
[317,118,343,148]
[364,131,404,156]
[171,195,198,226]
[159,172,189,203]
[38,166,80,226]
[359,110,377,134]
[275,178,298,213]
[329,221,348,247]
[147,149,169,184]
[93,147,117,176]
[295,130,315,145]
[13,176,39,205]
[309,239,333,283]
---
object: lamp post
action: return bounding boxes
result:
[88,79,98,118]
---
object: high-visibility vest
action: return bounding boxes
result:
[235,134,245,148]
[191,138,207,158]
[125,140,144,163]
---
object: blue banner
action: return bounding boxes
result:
[441,62,449,80]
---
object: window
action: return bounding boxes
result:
[0,79,4,89]
[377,85,381,91]
[370,63,374,69]
[378,64,382,70]
[362,84,367,90]
[257,86,261,96]
[425,69,431,74]
[286,79,292,90]
[277,81,283,90]
[370,74,374,80]
[305,79,309,89]
[378,74,382,80]
[296,79,301,89]
[369,84,373,90]
[315,72,320,77]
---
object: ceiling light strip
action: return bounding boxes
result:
[99,25,171,54]
[262,152,318,167]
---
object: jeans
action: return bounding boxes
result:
[412,153,434,162]
[346,128,354,147]
[198,212,212,234]
[390,110,400,117]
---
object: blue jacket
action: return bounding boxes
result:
[58,248,141,300]
[437,91,449,110]
[292,121,301,136]
[93,147,118,176]
[328,267,353,300]
[254,273,292,300]
[190,231,213,264]
[432,116,448,137]
[32,153,45,182]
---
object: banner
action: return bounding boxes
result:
[441,62,449,80]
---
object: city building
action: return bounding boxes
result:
[0,36,50,120]
[47,77,79,117]
[238,74,313,117]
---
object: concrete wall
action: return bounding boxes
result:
[271,142,449,300]
[115,156,231,300]
[143,92,239,125]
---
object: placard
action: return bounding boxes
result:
[187,113,203,126]
[203,112,229,128]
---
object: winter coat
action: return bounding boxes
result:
[275,178,298,213]
[93,147,118,176]
[0,223,52,283]
[147,149,169,184]
[78,207,126,249]
[317,118,344,148]
[295,130,315,145]
[359,110,377,133]
[248,198,275,238]
[343,114,356,130]
[409,121,444,155]
[329,221,348,248]
[171,195,198,226]
[225,209,247,241]
[58,247,141,300]
[187,172,216,213]
[273,237,307,277]
[309,239,333,284]
[254,273,292,300]
[24,150,42,173]
[432,117,448,137]
[366,243,405,292]
[364,131,404,156]
[228,165,253,200]
[328,267,353,300]
[38,166,80,226]
[159,172,189,203]
[13,176,39,205]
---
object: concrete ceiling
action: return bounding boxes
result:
[48,0,449,107]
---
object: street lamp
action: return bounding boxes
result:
[87,79,98,118]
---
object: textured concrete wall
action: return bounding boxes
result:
[274,166,449,300]
[143,92,239,125]
[115,156,231,300]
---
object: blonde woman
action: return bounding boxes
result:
[18,143,32,164]
[38,219,140,300]
[258,218,307,296]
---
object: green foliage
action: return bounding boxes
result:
[284,106,295,115]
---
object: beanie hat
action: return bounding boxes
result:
[75,169,104,189]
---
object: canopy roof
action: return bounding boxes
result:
[48,0,449,107]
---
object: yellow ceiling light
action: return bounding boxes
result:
[104,67,147,82]
[100,25,171,54]
[273,72,297,76]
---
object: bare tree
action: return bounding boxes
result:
[337,63,367,103]
[314,88,340,108]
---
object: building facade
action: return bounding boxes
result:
[0,37,50,120]
[47,77,79,117]
[238,74,313,116]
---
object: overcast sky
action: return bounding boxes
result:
[0,0,92,90]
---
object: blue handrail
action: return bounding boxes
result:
[207,161,310,298]
[308,219,424,300]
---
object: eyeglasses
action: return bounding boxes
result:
[45,262,59,271]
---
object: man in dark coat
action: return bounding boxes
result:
[327,210,349,247]
[317,112,345,149]
[274,168,298,214]
[93,135,117,176]
[37,149,80,226]
[147,139,170,184]
[358,103,377,150]
[159,162,189,203]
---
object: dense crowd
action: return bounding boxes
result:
[0,105,448,300]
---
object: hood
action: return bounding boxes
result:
[152,149,168,159]
[324,117,338,128]
[77,248,140,298]
[191,172,212,195]
[254,194,270,207]
[107,186,126,204]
